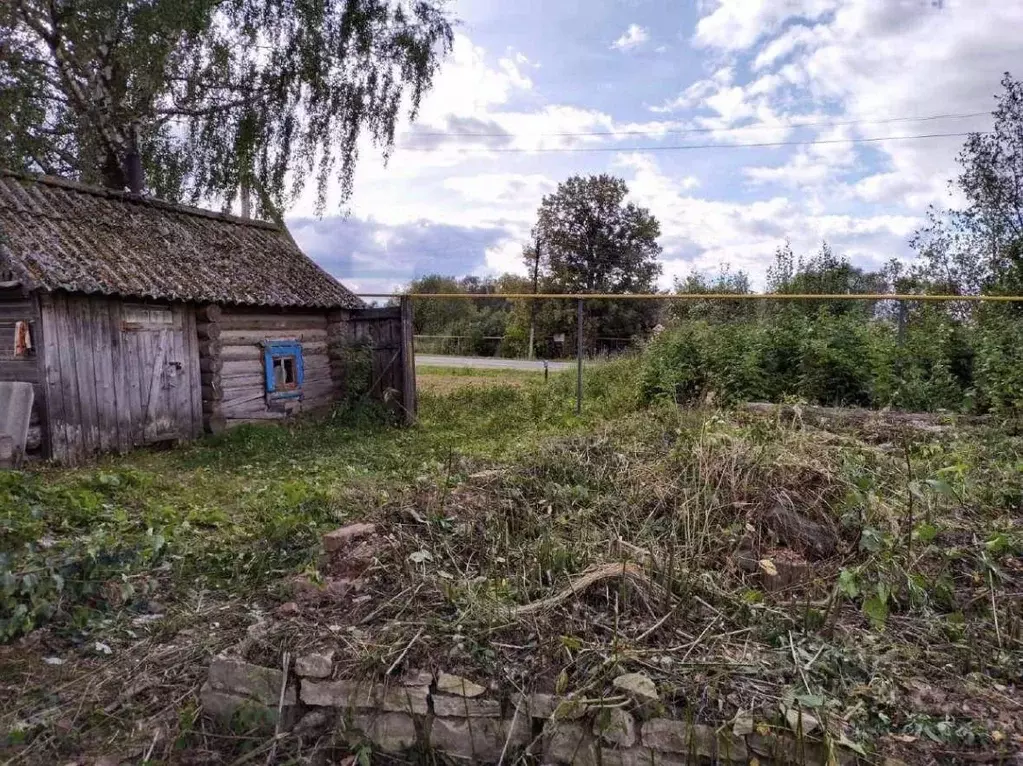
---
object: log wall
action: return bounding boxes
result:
[207,306,343,428]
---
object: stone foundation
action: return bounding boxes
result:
[202,651,859,765]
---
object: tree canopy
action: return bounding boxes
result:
[0,0,453,215]
[912,72,1023,296]
[531,174,662,294]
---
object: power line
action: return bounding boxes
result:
[406,110,990,139]
[358,292,1023,303]
[398,131,980,154]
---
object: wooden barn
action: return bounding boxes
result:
[0,170,415,465]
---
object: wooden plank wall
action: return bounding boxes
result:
[346,304,417,424]
[216,306,342,427]
[39,293,202,464]
[0,287,44,455]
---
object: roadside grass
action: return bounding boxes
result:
[417,364,542,394]
[1,357,1021,764]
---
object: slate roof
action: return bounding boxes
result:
[0,170,362,309]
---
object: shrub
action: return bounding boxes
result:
[971,311,1023,416]
[639,325,709,405]
[795,311,882,406]
[637,308,1023,414]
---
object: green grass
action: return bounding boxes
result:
[416,364,543,377]
[0,363,631,643]
[2,356,1021,764]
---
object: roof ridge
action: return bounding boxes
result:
[0,169,281,232]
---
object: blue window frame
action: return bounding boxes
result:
[263,340,304,400]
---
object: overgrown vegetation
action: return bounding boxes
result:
[640,304,1023,415]
[1,363,1020,764]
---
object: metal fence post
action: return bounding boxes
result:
[896,299,908,381]
[576,298,583,415]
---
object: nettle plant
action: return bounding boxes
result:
[836,456,964,630]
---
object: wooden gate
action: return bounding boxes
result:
[348,300,416,424]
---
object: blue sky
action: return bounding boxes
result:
[287,0,1022,294]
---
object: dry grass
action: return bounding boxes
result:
[416,365,540,394]
[2,370,1021,764]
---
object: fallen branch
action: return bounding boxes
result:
[511,563,653,617]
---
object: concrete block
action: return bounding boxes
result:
[593,707,637,748]
[748,732,834,764]
[433,693,502,717]
[432,716,528,761]
[436,671,487,697]
[295,650,334,678]
[352,712,417,753]
[544,720,598,766]
[200,682,297,731]
[300,679,428,715]
[208,656,296,706]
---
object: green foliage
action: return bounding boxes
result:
[640,306,1023,416]
[534,174,662,294]
[671,265,754,323]
[971,309,1023,415]
[403,274,532,357]
[911,73,1023,295]
[532,174,663,348]
[1,0,453,211]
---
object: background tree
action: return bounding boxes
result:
[766,241,889,317]
[531,174,663,351]
[912,72,1023,297]
[0,0,453,215]
[671,265,753,323]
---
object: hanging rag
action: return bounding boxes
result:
[14,321,32,356]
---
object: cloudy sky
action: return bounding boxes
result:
[288,0,1022,295]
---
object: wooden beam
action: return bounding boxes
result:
[196,321,221,341]
[199,356,223,374]
[196,304,223,323]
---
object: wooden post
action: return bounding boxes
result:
[196,304,225,434]
[400,296,417,425]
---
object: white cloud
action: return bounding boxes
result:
[692,0,1020,213]
[693,0,839,51]
[484,239,529,275]
[443,173,556,205]
[611,24,650,52]
[752,24,822,71]
[652,66,734,113]
[291,4,1023,295]
[612,151,918,288]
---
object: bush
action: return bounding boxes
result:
[795,311,882,406]
[639,325,709,405]
[971,311,1023,416]
[638,308,1023,414]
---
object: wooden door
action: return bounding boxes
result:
[122,305,190,444]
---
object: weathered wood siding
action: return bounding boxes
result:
[39,293,202,463]
[0,286,44,454]
[345,303,417,424]
[215,307,342,427]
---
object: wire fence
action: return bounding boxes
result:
[367,292,1023,415]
